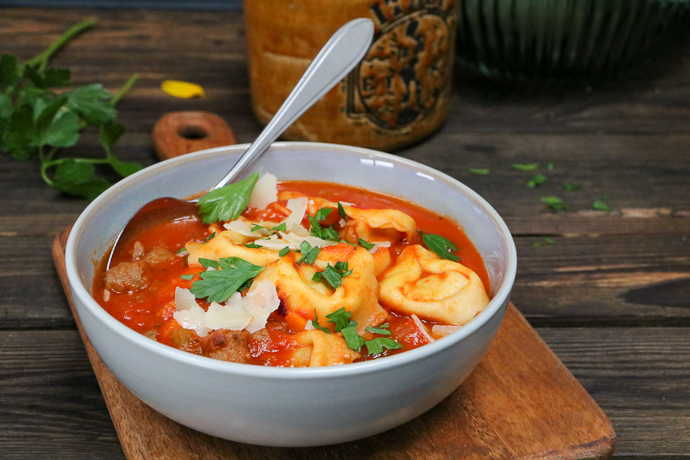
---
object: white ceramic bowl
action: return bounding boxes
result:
[65,142,517,447]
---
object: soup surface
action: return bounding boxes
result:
[94,176,491,367]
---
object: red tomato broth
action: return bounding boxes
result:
[93,180,491,367]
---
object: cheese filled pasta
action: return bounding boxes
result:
[94,174,491,367]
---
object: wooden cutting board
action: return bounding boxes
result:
[52,112,616,458]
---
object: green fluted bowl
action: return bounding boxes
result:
[456,0,690,83]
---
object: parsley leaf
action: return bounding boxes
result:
[341,324,366,352]
[314,207,333,221]
[469,168,490,175]
[542,196,567,211]
[326,308,352,332]
[365,337,403,355]
[365,324,392,335]
[278,246,291,257]
[190,256,264,303]
[308,214,340,240]
[512,163,539,171]
[180,274,194,281]
[421,232,460,262]
[358,238,375,250]
[197,172,259,224]
[527,174,547,188]
[310,310,331,334]
[338,202,347,220]
[297,240,320,265]
[592,199,613,211]
[312,261,352,289]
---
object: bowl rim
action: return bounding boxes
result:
[65,141,517,379]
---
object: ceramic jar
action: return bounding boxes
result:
[244,0,458,151]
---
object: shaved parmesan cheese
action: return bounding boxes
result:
[248,173,278,209]
[224,219,264,237]
[284,197,308,232]
[431,324,461,338]
[172,282,280,336]
[411,314,435,343]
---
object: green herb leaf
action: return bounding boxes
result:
[533,237,557,248]
[469,168,489,175]
[542,196,567,211]
[180,274,194,281]
[421,232,460,261]
[190,256,264,303]
[278,246,291,257]
[313,261,352,289]
[297,240,320,265]
[512,163,539,171]
[341,324,366,352]
[527,174,547,188]
[197,172,259,224]
[314,207,333,221]
[325,307,352,332]
[358,238,375,250]
[198,258,219,270]
[244,242,261,249]
[365,337,403,355]
[338,202,347,220]
[563,183,582,191]
[64,83,117,126]
[592,199,613,211]
[308,214,340,240]
[311,309,331,334]
[49,159,110,199]
[365,324,392,335]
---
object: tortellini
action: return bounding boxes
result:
[254,242,388,334]
[185,230,281,267]
[293,329,361,366]
[378,245,489,326]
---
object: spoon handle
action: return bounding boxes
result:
[213,18,375,190]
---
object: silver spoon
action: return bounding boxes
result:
[107,18,374,269]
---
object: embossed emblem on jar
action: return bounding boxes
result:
[350,4,453,130]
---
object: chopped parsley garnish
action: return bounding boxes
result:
[469,168,490,175]
[244,242,261,248]
[421,231,460,262]
[338,202,347,220]
[204,232,216,243]
[542,196,567,211]
[278,246,291,257]
[308,214,340,240]
[297,240,320,265]
[198,258,219,270]
[317,308,402,355]
[196,172,259,224]
[251,222,287,233]
[310,310,331,334]
[314,207,333,221]
[190,256,264,303]
[563,183,582,191]
[358,238,375,250]
[533,237,557,248]
[512,163,539,171]
[312,261,352,289]
[527,174,547,188]
[180,274,194,281]
[592,199,613,211]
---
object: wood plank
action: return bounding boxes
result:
[47,227,614,459]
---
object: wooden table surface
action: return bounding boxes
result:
[1,7,689,459]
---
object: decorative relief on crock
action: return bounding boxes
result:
[346,0,456,130]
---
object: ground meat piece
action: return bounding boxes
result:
[144,246,175,265]
[201,330,252,364]
[103,260,151,293]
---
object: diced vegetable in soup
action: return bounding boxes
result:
[94,173,491,367]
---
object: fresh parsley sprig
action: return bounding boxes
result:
[311,308,403,356]
[197,172,259,224]
[190,256,264,303]
[0,19,141,199]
